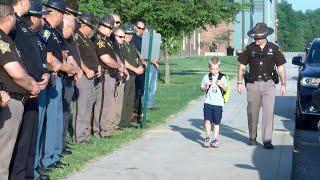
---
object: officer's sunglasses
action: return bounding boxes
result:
[136,26,145,30]
[115,35,125,39]
[115,21,121,25]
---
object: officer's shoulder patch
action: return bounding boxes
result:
[0,39,11,54]
[97,39,105,49]
[74,33,79,40]
[39,29,51,42]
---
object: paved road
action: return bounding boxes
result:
[68,53,297,180]
[288,52,320,180]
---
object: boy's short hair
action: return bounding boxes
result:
[209,57,220,67]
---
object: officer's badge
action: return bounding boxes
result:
[0,40,11,54]
[21,27,28,33]
[39,29,51,42]
[268,48,273,55]
[97,40,105,48]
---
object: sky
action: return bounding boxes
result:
[286,0,320,12]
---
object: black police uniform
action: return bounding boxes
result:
[61,36,81,152]
[132,34,145,116]
[9,15,47,180]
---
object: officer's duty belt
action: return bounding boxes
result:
[252,74,272,82]
[9,92,29,104]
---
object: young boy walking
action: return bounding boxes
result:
[200,57,227,148]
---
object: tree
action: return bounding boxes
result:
[80,0,244,84]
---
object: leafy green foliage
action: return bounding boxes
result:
[277,1,320,51]
[79,0,244,54]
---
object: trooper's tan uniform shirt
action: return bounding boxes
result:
[238,41,286,143]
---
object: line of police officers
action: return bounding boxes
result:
[0,0,146,179]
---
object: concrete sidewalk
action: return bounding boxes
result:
[68,53,298,180]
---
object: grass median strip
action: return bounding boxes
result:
[48,56,238,179]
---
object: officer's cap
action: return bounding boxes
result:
[99,14,114,29]
[43,0,66,14]
[121,22,135,35]
[66,0,80,16]
[78,12,97,29]
[0,0,12,5]
[27,1,49,17]
[247,22,274,39]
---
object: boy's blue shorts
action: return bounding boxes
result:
[203,103,223,125]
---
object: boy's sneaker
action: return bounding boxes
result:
[210,139,219,148]
[203,137,211,148]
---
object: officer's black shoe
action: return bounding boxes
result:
[53,161,69,168]
[61,149,72,156]
[263,142,274,149]
[248,138,257,146]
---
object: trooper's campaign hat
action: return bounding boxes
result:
[247,22,274,39]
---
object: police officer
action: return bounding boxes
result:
[237,22,287,149]
[41,0,75,168]
[92,14,120,138]
[132,20,147,120]
[0,1,39,179]
[61,0,83,154]
[73,12,100,142]
[119,22,144,127]
[22,1,50,178]
[9,0,50,179]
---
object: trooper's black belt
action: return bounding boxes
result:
[9,92,29,104]
[252,74,272,82]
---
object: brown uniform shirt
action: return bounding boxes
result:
[92,31,117,70]
[238,42,286,77]
[75,31,99,72]
[0,29,27,94]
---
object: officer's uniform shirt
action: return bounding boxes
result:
[92,31,117,70]
[10,15,46,82]
[238,42,286,78]
[0,29,27,94]
[132,34,142,52]
[65,36,81,67]
[39,19,66,63]
[123,41,139,75]
[75,30,99,72]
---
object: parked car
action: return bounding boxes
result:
[292,38,320,129]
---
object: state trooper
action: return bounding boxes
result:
[41,0,75,169]
[73,12,100,143]
[92,14,120,137]
[119,22,144,127]
[0,1,39,180]
[21,1,51,178]
[9,0,49,179]
[237,22,287,149]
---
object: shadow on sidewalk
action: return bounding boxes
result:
[274,96,296,120]
[234,144,292,179]
[169,125,204,146]
[187,118,257,145]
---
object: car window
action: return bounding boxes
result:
[308,42,320,64]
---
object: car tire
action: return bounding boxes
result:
[295,102,306,129]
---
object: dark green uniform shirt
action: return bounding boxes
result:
[123,42,139,75]
[238,42,286,78]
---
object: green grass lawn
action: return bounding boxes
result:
[48,56,238,179]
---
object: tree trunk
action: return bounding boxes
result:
[164,43,170,85]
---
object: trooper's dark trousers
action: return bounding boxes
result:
[246,80,275,143]
[9,98,39,180]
